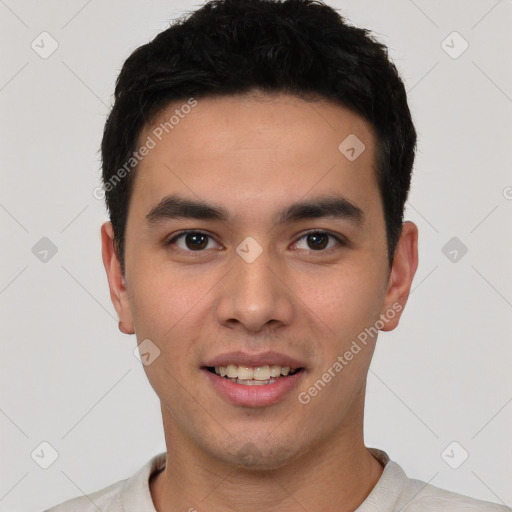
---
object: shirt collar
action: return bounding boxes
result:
[121,452,166,512]
[119,448,408,512]
[356,448,409,511]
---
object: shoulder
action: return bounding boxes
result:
[43,452,166,512]
[43,478,125,512]
[400,477,511,511]
[365,450,510,512]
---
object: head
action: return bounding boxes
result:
[101,0,416,274]
[101,0,418,470]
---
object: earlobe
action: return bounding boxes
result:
[101,221,135,335]
[380,221,419,332]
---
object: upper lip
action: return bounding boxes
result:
[202,351,305,370]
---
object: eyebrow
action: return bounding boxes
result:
[145,194,364,227]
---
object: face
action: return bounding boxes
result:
[102,92,418,469]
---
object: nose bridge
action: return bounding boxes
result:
[215,238,294,331]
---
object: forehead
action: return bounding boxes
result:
[131,92,380,224]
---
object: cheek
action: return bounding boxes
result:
[128,251,201,332]
[127,258,220,372]
[297,268,384,410]
[299,262,386,341]
[128,268,201,402]
[127,282,181,376]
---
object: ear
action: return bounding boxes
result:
[101,221,134,335]
[380,221,419,331]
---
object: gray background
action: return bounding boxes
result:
[1,0,511,510]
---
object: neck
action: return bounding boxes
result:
[150,405,384,512]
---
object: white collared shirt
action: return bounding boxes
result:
[44,449,510,511]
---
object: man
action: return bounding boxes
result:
[46,0,510,510]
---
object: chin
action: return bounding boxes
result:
[214,438,307,472]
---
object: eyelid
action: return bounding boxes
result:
[165,229,346,253]
[291,229,346,251]
[165,230,221,251]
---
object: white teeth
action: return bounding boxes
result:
[237,366,254,380]
[253,365,270,381]
[226,364,238,378]
[269,365,282,378]
[213,364,298,380]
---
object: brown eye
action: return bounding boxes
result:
[184,232,209,250]
[167,231,218,252]
[306,232,329,250]
[293,231,343,252]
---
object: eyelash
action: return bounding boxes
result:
[165,230,346,254]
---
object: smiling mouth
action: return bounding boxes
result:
[204,365,304,386]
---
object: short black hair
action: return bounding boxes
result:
[100,0,416,274]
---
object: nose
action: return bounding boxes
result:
[215,241,295,333]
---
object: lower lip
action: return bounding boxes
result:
[202,369,305,407]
